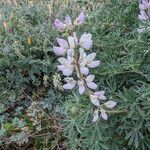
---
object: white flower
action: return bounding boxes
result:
[90,94,100,106]
[100,109,108,120]
[79,48,89,75]
[86,53,100,68]
[86,75,97,90]
[68,32,78,49]
[138,11,149,21]
[63,77,76,89]
[57,38,69,49]
[53,47,66,56]
[94,91,106,100]
[79,33,93,50]
[78,80,85,95]
[57,57,74,76]
[90,90,106,106]
[93,109,99,122]
[67,49,74,62]
[53,38,68,56]
[104,101,117,108]
[80,66,89,75]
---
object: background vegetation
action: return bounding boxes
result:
[0,0,150,149]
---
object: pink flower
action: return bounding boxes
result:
[54,19,66,32]
[74,12,85,26]
[79,33,93,50]
[139,0,150,10]
[57,57,74,76]
[65,15,72,27]
[63,77,76,89]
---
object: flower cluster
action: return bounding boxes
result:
[53,13,117,122]
[138,0,150,33]
[54,12,85,32]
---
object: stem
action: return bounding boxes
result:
[104,109,127,114]
[73,47,91,94]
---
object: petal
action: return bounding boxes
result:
[64,77,75,82]
[95,91,106,100]
[79,33,93,50]
[68,36,75,49]
[63,83,75,90]
[57,65,65,71]
[90,94,100,106]
[74,12,85,25]
[87,60,100,68]
[142,0,148,6]
[86,75,95,82]
[58,57,68,64]
[80,67,89,75]
[139,4,146,10]
[79,48,85,60]
[104,101,117,108]
[64,15,72,26]
[54,19,66,31]
[78,80,85,95]
[138,11,149,21]
[101,110,108,121]
[63,68,73,76]
[93,110,99,122]
[78,85,85,95]
[56,38,68,49]
[67,49,74,62]
[86,53,96,64]
[53,47,65,56]
[87,82,97,90]
[81,41,93,50]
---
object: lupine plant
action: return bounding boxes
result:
[138,0,150,33]
[53,13,117,122]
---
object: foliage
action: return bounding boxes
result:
[0,0,150,149]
